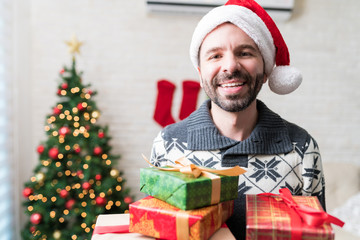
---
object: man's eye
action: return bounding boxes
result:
[209,54,221,60]
[239,52,252,57]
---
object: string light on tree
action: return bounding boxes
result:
[53,230,61,240]
[35,172,45,183]
[110,169,119,178]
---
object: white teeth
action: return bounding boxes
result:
[221,82,244,88]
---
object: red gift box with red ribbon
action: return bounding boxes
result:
[129,196,234,240]
[246,188,344,240]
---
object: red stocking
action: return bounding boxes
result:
[153,79,176,127]
[179,80,201,120]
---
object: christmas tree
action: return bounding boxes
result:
[21,36,133,240]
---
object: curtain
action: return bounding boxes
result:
[0,0,14,239]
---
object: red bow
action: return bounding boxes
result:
[259,188,344,240]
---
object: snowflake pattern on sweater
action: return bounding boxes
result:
[151,131,324,200]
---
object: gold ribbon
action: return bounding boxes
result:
[176,211,190,240]
[175,200,231,240]
[201,171,221,205]
[142,154,246,178]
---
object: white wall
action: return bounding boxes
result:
[15,0,360,231]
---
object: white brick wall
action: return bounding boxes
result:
[17,0,360,225]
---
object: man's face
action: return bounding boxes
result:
[198,23,267,112]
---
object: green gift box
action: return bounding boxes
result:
[140,167,239,210]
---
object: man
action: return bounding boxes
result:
[150,0,325,239]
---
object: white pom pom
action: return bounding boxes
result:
[268,66,302,95]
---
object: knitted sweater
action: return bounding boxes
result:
[150,99,326,240]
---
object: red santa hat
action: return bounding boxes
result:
[189,0,302,95]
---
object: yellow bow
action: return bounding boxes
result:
[142,154,246,178]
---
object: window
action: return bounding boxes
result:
[0,0,14,239]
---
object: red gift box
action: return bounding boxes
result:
[246,188,344,240]
[129,196,234,240]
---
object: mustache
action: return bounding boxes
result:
[214,70,252,83]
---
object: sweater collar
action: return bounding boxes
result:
[186,99,293,154]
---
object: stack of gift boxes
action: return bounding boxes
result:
[128,163,245,240]
[93,158,345,240]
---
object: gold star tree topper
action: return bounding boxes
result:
[65,35,83,55]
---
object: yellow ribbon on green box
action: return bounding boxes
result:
[142,154,246,206]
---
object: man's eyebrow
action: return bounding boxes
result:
[203,44,259,56]
[203,47,223,57]
[236,44,258,51]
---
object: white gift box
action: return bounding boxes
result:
[91,213,235,240]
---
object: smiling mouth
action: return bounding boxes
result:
[219,82,245,88]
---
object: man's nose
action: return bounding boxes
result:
[222,54,239,73]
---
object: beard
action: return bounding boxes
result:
[201,69,265,112]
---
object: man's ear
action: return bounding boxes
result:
[263,73,268,83]
[197,67,203,88]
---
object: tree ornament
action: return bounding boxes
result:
[53,230,62,240]
[74,145,81,154]
[77,170,83,176]
[37,145,45,154]
[95,196,107,206]
[59,126,71,136]
[124,196,133,204]
[82,182,91,190]
[30,213,42,225]
[48,147,59,159]
[57,89,62,95]
[77,102,85,111]
[23,187,33,198]
[65,199,76,210]
[59,68,65,74]
[65,35,83,55]
[95,174,102,181]
[29,226,36,233]
[110,169,119,178]
[53,107,61,115]
[98,131,105,139]
[61,83,68,89]
[35,172,45,183]
[59,189,69,199]
[93,146,103,156]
